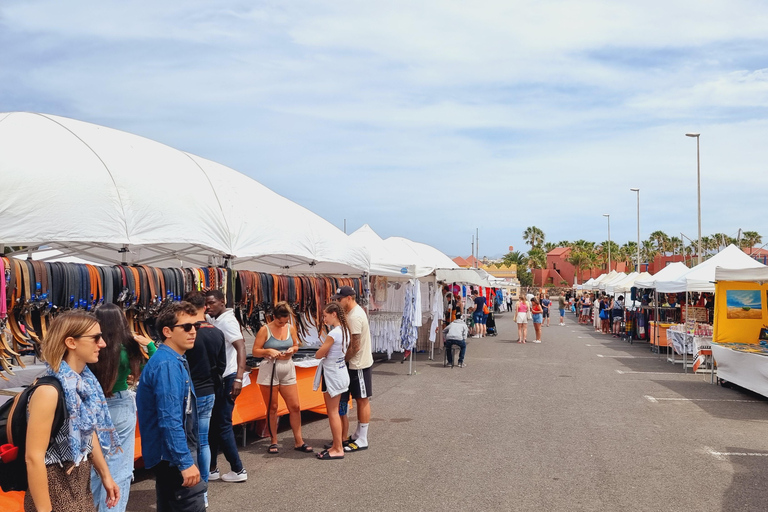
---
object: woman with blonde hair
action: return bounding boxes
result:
[314,302,351,460]
[25,311,121,512]
[252,301,313,454]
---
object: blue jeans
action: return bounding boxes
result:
[209,375,243,473]
[445,339,467,365]
[91,391,135,512]
[196,393,215,482]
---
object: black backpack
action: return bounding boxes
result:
[0,376,66,492]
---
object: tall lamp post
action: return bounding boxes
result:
[630,188,640,271]
[685,132,702,265]
[603,213,611,271]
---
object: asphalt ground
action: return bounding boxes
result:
[126,311,768,511]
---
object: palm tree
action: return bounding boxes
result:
[741,231,762,254]
[528,247,547,270]
[641,240,659,266]
[544,242,558,253]
[567,240,596,283]
[649,230,670,255]
[621,241,639,270]
[669,236,682,256]
[522,226,545,249]
[503,251,527,267]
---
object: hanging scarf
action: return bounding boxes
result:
[44,360,121,465]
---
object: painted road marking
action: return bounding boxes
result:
[644,395,761,403]
[706,447,768,460]
[598,354,656,359]
[615,370,691,375]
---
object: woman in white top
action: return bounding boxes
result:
[314,302,350,460]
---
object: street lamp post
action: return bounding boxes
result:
[603,213,611,271]
[630,188,640,272]
[686,133,702,265]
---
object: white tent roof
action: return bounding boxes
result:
[586,272,615,290]
[349,224,415,277]
[715,267,768,283]
[612,271,651,294]
[606,272,638,294]
[633,262,689,289]
[599,272,627,291]
[382,237,458,278]
[582,278,596,288]
[0,112,369,274]
[434,268,492,287]
[655,245,765,293]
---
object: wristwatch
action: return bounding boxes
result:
[234,378,242,383]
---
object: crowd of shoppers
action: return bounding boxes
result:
[22,285,374,511]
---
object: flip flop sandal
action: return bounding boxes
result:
[324,437,354,450]
[294,443,314,453]
[343,441,368,452]
[267,444,279,454]
[316,450,344,460]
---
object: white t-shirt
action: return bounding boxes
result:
[347,304,373,370]
[207,309,242,377]
[325,325,348,362]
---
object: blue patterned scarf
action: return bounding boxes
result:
[45,360,121,465]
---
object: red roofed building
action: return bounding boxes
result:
[452,256,469,267]
[533,247,628,286]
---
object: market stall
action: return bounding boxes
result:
[711,267,768,397]
[634,262,690,350]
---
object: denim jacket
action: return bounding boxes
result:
[136,344,198,471]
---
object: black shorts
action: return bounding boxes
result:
[542,309,550,318]
[342,366,372,400]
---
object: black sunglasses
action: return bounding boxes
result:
[172,321,203,332]
[75,333,103,343]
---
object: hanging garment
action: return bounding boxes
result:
[400,279,418,352]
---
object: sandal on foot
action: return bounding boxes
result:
[343,441,368,452]
[316,450,344,460]
[324,437,353,450]
[294,443,314,453]
[267,444,279,454]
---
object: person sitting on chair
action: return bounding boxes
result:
[443,312,469,368]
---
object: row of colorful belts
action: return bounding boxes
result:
[0,256,362,380]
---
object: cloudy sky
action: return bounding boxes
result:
[3,1,768,259]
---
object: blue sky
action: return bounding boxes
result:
[3,1,768,259]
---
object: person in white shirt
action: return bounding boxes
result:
[204,290,247,483]
[333,286,373,452]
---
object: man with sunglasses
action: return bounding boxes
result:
[204,290,247,483]
[136,301,206,512]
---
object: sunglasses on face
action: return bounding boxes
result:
[172,321,203,332]
[75,333,103,344]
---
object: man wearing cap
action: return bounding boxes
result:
[333,285,373,452]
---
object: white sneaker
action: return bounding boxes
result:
[208,469,220,481]
[221,468,248,482]
[533,339,541,343]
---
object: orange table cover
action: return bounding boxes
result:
[134,365,326,460]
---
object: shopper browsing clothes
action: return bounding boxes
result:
[89,303,156,512]
[182,291,227,508]
[252,301,314,455]
[137,302,206,512]
[313,302,351,460]
[25,312,121,512]
[333,286,373,452]
[204,290,248,483]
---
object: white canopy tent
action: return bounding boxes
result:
[715,267,768,283]
[349,224,415,278]
[655,245,765,293]
[612,271,651,294]
[585,272,615,291]
[382,237,458,278]
[599,272,627,292]
[633,262,689,289]
[0,112,369,275]
[606,272,638,295]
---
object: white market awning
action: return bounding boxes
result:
[0,112,370,274]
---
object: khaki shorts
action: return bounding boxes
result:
[256,358,297,386]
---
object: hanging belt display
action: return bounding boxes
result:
[0,256,362,380]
